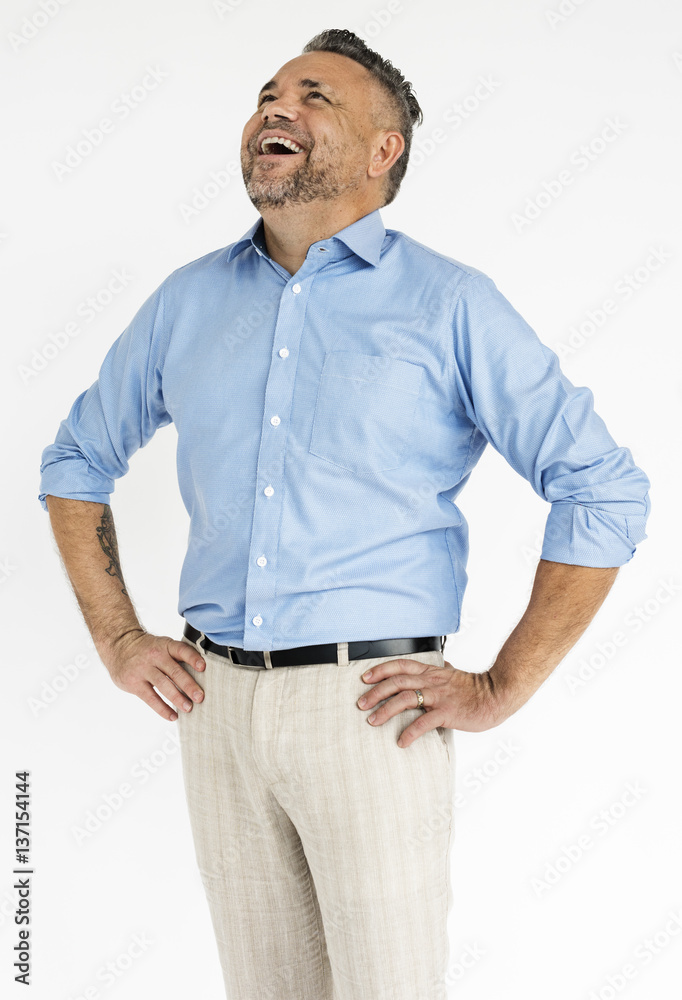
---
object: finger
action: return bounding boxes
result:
[134,681,181,722]
[161,647,205,704]
[360,657,430,684]
[170,638,206,672]
[366,687,431,727]
[358,671,428,711]
[149,664,203,714]
[396,712,444,749]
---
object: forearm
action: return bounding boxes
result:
[45,496,145,655]
[488,558,619,716]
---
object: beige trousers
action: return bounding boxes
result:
[177,631,455,1000]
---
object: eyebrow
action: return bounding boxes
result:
[257,78,338,101]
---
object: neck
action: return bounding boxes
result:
[259,200,377,276]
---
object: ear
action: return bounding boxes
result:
[368,131,405,180]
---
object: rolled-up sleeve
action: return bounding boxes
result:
[451,272,651,567]
[38,280,172,512]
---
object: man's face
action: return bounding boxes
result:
[240,51,386,211]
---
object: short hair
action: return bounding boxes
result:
[302,28,423,207]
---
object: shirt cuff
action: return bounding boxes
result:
[38,490,113,513]
[540,500,649,568]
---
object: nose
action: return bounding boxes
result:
[260,95,297,124]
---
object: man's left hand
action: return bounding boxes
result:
[356,657,509,747]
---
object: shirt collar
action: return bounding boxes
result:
[224,208,385,268]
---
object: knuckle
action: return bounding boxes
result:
[168,662,187,681]
[116,667,142,691]
[160,680,187,704]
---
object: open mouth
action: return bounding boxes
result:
[257,135,307,158]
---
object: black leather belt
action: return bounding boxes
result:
[183,621,444,668]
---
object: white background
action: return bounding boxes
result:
[2,0,681,997]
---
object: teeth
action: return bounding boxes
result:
[260,136,303,153]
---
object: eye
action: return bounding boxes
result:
[257,91,328,108]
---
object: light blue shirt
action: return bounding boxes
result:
[38,208,651,650]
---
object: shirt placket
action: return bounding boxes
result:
[242,244,333,651]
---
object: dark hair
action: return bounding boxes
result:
[302,28,423,206]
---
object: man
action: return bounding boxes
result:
[39,27,650,1000]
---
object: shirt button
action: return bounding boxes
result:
[279,347,289,358]
[256,555,267,567]
[292,283,301,294]
[264,485,274,496]
[318,247,328,252]
[270,415,281,426]
[252,615,263,627]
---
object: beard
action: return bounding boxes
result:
[241,142,365,210]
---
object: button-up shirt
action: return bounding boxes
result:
[38,208,651,650]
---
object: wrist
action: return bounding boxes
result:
[487,661,535,720]
[95,625,146,658]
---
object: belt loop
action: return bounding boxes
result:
[440,635,446,654]
[196,631,207,658]
[263,650,273,669]
[337,641,349,667]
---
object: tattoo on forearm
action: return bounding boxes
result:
[95,506,128,597]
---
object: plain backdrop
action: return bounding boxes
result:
[2,0,681,997]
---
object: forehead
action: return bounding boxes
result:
[258,50,371,98]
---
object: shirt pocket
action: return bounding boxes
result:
[309,350,424,473]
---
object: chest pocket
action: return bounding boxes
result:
[309,350,424,473]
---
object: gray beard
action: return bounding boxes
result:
[241,152,363,209]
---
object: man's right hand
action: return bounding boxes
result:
[99,630,206,721]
